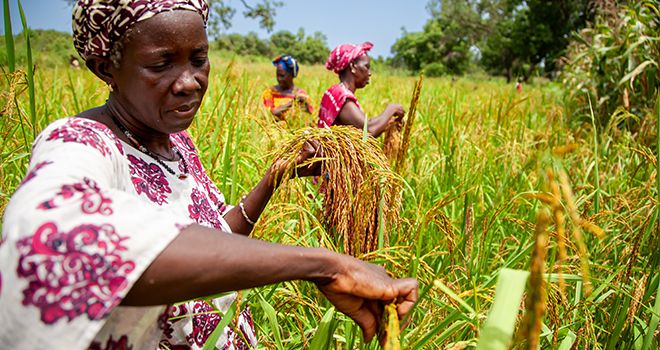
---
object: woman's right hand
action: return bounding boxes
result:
[315,253,418,343]
[385,103,405,119]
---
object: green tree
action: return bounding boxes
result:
[480,0,593,82]
[269,28,328,64]
[391,0,495,76]
[391,0,593,80]
[215,29,328,64]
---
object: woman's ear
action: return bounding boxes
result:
[85,55,116,89]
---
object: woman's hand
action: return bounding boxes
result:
[294,139,321,177]
[315,254,418,343]
[272,139,321,180]
[295,94,308,105]
[385,103,405,120]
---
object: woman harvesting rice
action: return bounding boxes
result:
[0,1,418,349]
[319,42,405,137]
[262,54,314,121]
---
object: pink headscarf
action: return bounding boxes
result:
[325,42,374,74]
[72,0,209,60]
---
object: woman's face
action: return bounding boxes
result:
[276,65,294,89]
[351,55,371,89]
[109,10,209,134]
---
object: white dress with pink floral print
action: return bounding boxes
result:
[0,117,257,350]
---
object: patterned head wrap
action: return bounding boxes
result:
[72,0,210,60]
[272,54,299,77]
[325,42,373,74]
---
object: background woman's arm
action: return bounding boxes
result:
[336,101,404,137]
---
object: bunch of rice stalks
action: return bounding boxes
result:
[272,126,403,256]
[384,75,424,174]
[379,303,401,350]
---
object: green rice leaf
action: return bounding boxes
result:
[309,307,337,349]
[17,0,36,135]
[476,268,529,350]
[557,330,577,350]
[3,0,15,73]
[258,293,283,349]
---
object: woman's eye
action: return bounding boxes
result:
[148,63,170,72]
[192,57,208,67]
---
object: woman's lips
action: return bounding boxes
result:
[170,103,197,118]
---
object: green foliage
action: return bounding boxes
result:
[480,0,592,82]
[215,28,328,64]
[270,28,328,64]
[422,62,447,77]
[0,29,76,68]
[216,31,272,57]
[390,2,477,76]
[561,0,659,128]
[391,0,592,80]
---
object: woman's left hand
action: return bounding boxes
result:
[292,139,321,177]
[271,139,321,182]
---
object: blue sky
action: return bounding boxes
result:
[1,0,430,58]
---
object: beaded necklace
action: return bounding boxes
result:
[107,108,189,180]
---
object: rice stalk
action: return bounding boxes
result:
[383,120,402,161]
[519,209,550,349]
[392,74,424,173]
[557,170,595,296]
[625,274,647,330]
[547,169,568,298]
[380,303,401,350]
[463,203,474,263]
[271,126,402,256]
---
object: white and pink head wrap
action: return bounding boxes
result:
[72,0,209,60]
[325,42,373,74]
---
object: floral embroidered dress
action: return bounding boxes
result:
[261,86,314,119]
[317,83,363,128]
[0,117,256,349]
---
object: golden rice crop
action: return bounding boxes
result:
[519,209,550,349]
[384,75,423,173]
[271,126,403,256]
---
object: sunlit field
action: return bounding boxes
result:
[1,49,658,349]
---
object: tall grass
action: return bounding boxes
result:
[2,24,659,350]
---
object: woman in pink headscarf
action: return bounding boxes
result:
[318,42,405,137]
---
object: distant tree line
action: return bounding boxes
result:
[215,29,329,64]
[390,0,599,81]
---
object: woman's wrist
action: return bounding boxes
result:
[296,247,339,284]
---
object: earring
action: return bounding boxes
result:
[107,83,114,92]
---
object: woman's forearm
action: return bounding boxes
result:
[122,224,337,305]
[272,101,293,119]
[224,165,280,235]
[366,113,393,137]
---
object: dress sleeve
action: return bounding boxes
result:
[0,118,194,349]
[261,87,275,112]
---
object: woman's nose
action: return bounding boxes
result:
[173,69,201,94]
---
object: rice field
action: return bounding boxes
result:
[1,49,659,349]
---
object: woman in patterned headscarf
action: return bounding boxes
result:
[0,1,418,349]
[318,42,405,137]
[261,54,314,122]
